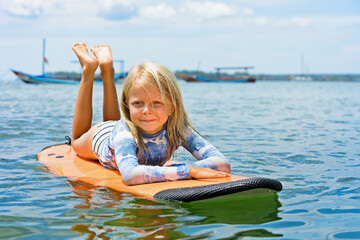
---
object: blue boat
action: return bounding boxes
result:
[178,66,256,83]
[11,38,126,84]
[11,69,126,84]
[179,75,255,83]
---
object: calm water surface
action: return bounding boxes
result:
[1,79,360,239]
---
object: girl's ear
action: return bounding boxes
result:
[169,103,175,114]
[166,100,175,115]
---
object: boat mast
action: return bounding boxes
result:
[300,53,304,76]
[42,38,46,75]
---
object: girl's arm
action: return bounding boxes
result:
[112,122,190,185]
[182,128,231,173]
[188,166,230,179]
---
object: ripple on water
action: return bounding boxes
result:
[317,208,360,216]
[331,231,360,239]
[0,226,38,239]
[0,217,80,239]
[336,177,360,183]
[282,209,309,214]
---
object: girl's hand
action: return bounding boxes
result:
[188,166,230,179]
[163,160,181,167]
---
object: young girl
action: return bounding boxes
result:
[71,43,231,185]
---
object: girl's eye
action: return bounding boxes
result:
[152,101,163,106]
[132,101,144,107]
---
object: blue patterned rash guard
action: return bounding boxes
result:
[94,120,231,185]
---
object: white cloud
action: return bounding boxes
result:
[183,1,237,19]
[233,0,299,7]
[240,7,254,16]
[290,16,312,27]
[139,3,176,20]
[136,1,253,22]
[316,15,360,27]
[0,0,44,18]
[252,16,268,26]
[248,16,315,28]
[341,44,360,53]
[97,0,138,20]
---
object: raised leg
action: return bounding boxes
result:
[91,45,121,121]
[71,43,99,159]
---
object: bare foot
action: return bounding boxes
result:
[72,43,99,74]
[90,45,113,72]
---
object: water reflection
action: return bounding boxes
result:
[65,180,283,239]
[181,193,282,225]
[71,224,113,240]
[66,180,188,239]
[173,193,283,239]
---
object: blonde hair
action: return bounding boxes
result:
[121,62,194,162]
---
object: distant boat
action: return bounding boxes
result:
[288,75,313,81]
[178,74,255,83]
[11,38,126,84]
[178,66,256,83]
[11,69,126,84]
[290,54,313,81]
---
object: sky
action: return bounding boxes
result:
[0,0,359,80]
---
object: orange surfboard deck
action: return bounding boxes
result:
[38,144,282,202]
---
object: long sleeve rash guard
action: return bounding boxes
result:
[96,120,231,185]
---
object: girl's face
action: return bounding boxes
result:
[128,84,173,134]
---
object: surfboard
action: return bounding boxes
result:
[38,144,282,203]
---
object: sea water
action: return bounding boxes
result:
[0,79,360,239]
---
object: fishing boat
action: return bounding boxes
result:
[178,66,256,83]
[178,74,256,83]
[288,54,313,81]
[11,38,126,84]
[11,69,126,84]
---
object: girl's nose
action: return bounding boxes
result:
[142,103,152,114]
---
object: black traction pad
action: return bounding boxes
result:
[154,177,282,202]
